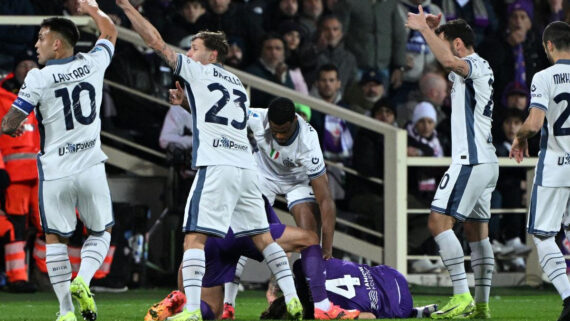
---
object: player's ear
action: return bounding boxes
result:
[210,50,218,63]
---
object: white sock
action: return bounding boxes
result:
[534,236,570,300]
[182,249,205,311]
[78,232,111,285]
[314,298,332,311]
[262,242,297,304]
[469,238,494,303]
[46,243,74,314]
[434,229,469,295]
[224,256,247,305]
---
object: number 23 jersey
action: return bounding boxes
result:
[174,54,255,170]
[529,60,570,187]
[13,39,114,180]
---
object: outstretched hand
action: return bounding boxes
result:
[509,137,529,163]
[426,12,443,30]
[405,5,429,32]
[169,81,185,105]
[77,0,99,14]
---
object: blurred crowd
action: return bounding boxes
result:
[0,0,569,281]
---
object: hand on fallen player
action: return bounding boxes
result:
[405,5,429,32]
[77,0,100,14]
[509,137,529,163]
[169,81,185,105]
[322,246,332,260]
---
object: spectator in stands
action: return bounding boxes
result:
[309,64,353,163]
[398,71,448,127]
[299,0,325,39]
[164,0,209,46]
[224,38,245,69]
[0,49,37,95]
[300,14,357,92]
[501,81,529,111]
[0,0,35,71]
[279,21,309,94]
[330,0,407,92]
[246,33,295,108]
[345,68,385,115]
[347,99,397,230]
[492,108,529,271]
[394,0,446,104]
[264,0,302,33]
[478,0,548,106]
[438,0,498,46]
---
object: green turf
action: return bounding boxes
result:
[0,287,563,320]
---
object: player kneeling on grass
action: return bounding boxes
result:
[145,196,360,320]
[260,258,438,320]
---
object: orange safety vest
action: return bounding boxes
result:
[0,87,39,182]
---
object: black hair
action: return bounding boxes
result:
[543,21,570,51]
[260,296,287,319]
[435,19,475,49]
[268,97,296,125]
[175,0,206,9]
[40,17,80,48]
[193,30,229,63]
[317,63,339,80]
[317,13,342,29]
[371,98,396,117]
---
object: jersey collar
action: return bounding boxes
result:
[555,59,570,65]
[277,119,300,146]
[46,56,76,66]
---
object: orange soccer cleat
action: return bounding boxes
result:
[221,303,235,320]
[145,290,187,321]
[314,304,360,320]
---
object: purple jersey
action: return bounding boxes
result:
[202,195,284,287]
[293,258,413,318]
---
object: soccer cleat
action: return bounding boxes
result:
[558,297,570,321]
[166,308,202,321]
[56,312,77,321]
[411,304,438,318]
[221,303,235,320]
[314,303,360,320]
[145,290,187,321]
[431,293,474,319]
[70,276,97,321]
[468,303,491,319]
[286,297,303,320]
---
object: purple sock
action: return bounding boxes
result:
[200,300,215,320]
[301,245,328,302]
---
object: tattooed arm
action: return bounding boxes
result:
[116,0,177,69]
[78,0,118,46]
[2,108,28,137]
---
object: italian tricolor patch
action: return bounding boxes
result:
[270,148,279,159]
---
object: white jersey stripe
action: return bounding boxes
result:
[530,103,548,111]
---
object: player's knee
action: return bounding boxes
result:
[183,232,207,250]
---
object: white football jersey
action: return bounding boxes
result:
[174,54,255,169]
[529,60,570,187]
[13,39,114,180]
[248,108,326,184]
[449,53,498,165]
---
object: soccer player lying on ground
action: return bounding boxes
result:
[260,258,438,320]
[145,196,360,321]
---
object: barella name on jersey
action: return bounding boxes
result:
[52,65,90,84]
[212,68,242,87]
[212,136,249,151]
[58,139,96,156]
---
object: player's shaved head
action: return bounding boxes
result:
[543,21,570,51]
[268,97,296,125]
[40,17,80,48]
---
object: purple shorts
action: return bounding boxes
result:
[202,223,286,287]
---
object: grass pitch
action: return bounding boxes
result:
[0,286,563,320]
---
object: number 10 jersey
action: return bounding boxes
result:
[13,39,114,180]
[173,53,255,170]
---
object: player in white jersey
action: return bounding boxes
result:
[510,21,570,321]
[217,97,348,319]
[1,2,116,321]
[116,1,302,320]
[407,8,498,319]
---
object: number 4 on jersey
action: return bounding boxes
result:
[325,275,361,299]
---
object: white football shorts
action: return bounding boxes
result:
[431,163,498,222]
[528,184,570,237]
[257,177,316,210]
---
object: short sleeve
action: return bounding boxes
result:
[529,72,549,112]
[463,56,489,80]
[13,69,42,115]
[173,53,204,82]
[301,127,326,180]
[87,39,115,68]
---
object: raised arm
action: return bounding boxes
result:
[406,5,469,77]
[116,0,177,69]
[78,0,117,46]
